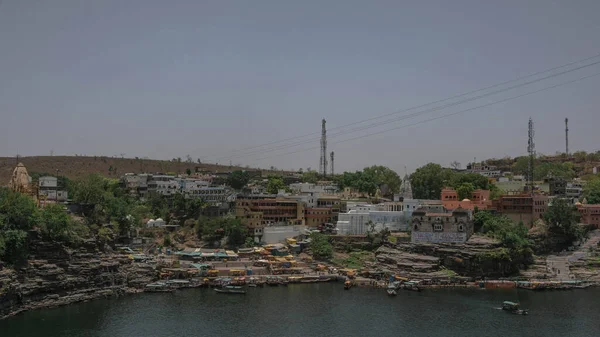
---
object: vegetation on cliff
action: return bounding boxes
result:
[409,163,495,199]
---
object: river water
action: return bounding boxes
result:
[2,285,599,337]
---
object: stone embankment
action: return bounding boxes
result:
[0,241,156,319]
[373,234,532,279]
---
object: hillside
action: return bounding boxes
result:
[484,151,600,178]
[0,156,275,183]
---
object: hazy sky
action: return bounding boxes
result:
[1,0,599,173]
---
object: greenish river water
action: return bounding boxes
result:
[2,284,599,337]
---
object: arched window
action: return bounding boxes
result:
[458,224,464,232]
[414,224,418,230]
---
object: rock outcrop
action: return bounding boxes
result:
[374,234,533,279]
[0,240,156,319]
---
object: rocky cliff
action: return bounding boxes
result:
[374,234,534,279]
[0,240,156,319]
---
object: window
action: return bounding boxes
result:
[434,224,443,231]
[413,224,418,230]
[458,224,464,232]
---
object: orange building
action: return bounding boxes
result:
[305,208,333,228]
[576,203,600,229]
[441,188,492,210]
[492,194,548,226]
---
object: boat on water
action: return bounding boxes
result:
[215,285,246,294]
[344,280,352,290]
[502,301,528,315]
[401,281,422,292]
[387,281,400,296]
[145,282,175,293]
[266,276,280,286]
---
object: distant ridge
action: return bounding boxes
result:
[0,156,286,183]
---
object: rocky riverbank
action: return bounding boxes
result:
[373,234,535,280]
[0,240,157,320]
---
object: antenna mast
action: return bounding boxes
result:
[527,118,535,194]
[330,151,334,176]
[565,118,569,156]
[320,119,328,177]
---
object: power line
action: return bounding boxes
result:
[249,71,600,163]
[213,59,600,162]
[202,52,600,160]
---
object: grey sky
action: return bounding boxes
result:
[1,0,599,174]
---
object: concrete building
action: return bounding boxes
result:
[236,195,305,227]
[411,207,473,243]
[335,200,432,235]
[147,175,179,196]
[576,203,600,229]
[495,178,526,195]
[38,176,68,202]
[493,194,548,225]
[305,208,333,228]
[466,163,502,178]
[289,182,338,194]
[121,173,149,197]
[441,188,491,210]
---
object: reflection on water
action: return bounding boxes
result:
[2,285,599,337]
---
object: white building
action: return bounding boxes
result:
[336,199,438,235]
[38,176,68,202]
[289,182,338,194]
[148,175,179,196]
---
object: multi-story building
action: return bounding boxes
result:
[147,175,179,196]
[121,173,149,197]
[38,176,68,202]
[411,207,473,243]
[493,194,548,225]
[466,163,502,178]
[289,182,338,194]
[305,207,333,228]
[576,203,600,229]
[441,188,491,210]
[336,200,436,235]
[236,195,305,227]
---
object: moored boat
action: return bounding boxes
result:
[145,282,175,293]
[344,280,352,290]
[215,285,246,294]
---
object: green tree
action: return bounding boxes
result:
[450,173,489,190]
[309,232,333,260]
[456,182,475,200]
[226,170,251,190]
[363,165,402,195]
[583,178,600,204]
[0,229,29,266]
[0,189,39,231]
[186,168,192,176]
[225,218,247,247]
[244,237,255,248]
[38,204,72,241]
[266,177,286,194]
[544,198,582,244]
[70,174,107,205]
[301,171,320,184]
[410,163,455,199]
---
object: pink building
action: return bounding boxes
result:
[441,188,492,211]
[576,203,600,229]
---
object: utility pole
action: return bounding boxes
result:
[565,118,569,156]
[330,151,334,176]
[527,118,535,194]
[320,119,328,177]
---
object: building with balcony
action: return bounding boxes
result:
[576,203,600,229]
[441,188,491,210]
[411,207,473,243]
[236,195,305,227]
[493,194,548,225]
[38,176,68,202]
